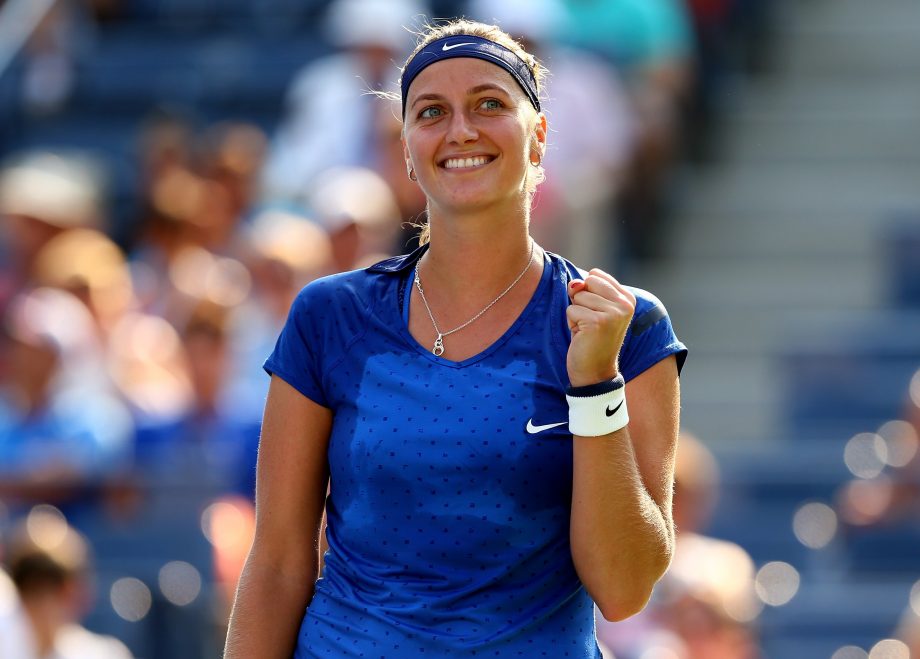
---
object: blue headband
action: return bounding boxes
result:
[400,35,541,117]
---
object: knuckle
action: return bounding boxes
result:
[617,291,636,309]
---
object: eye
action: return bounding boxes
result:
[419,106,443,119]
[480,98,503,111]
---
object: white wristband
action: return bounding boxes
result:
[566,378,629,437]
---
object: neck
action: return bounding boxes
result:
[420,201,535,295]
[23,596,65,656]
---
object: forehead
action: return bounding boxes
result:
[406,57,525,101]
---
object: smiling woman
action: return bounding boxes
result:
[224,18,687,659]
[400,23,548,243]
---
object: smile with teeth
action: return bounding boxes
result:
[442,155,494,169]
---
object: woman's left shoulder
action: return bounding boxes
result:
[619,284,687,381]
[624,286,672,330]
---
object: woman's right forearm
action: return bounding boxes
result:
[224,554,316,659]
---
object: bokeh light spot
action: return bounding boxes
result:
[838,477,894,526]
[844,433,887,479]
[110,577,152,622]
[876,420,918,468]
[832,647,868,659]
[792,502,838,549]
[910,369,920,408]
[754,562,799,606]
[911,580,920,617]
[158,561,202,607]
[202,500,248,549]
[868,639,909,659]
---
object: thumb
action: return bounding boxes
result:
[568,279,585,302]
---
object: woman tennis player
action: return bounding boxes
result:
[225,19,687,658]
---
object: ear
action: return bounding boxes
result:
[401,133,412,171]
[532,113,547,158]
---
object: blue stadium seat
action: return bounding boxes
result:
[780,313,920,432]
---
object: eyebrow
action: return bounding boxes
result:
[409,83,513,110]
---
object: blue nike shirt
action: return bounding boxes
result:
[264,245,687,658]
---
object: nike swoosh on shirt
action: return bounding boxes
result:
[442,42,477,51]
[525,420,568,434]
[606,401,624,417]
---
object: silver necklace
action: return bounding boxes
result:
[414,240,535,356]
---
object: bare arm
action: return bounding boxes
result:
[224,375,332,658]
[570,356,680,621]
[564,270,680,621]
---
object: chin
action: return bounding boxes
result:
[434,184,525,215]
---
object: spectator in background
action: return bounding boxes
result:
[27,228,230,486]
[132,297,260,500]
[193,121,268,252]
[259,0,428,204]
[128,115,267,316]
[466,0,637,270]
[1,508,133,658]
[127,108,197,294]
[597,431,760,658]
[555,0,695,260]
[0,151,105,310]
[682,0,777,160]
[228,208,334,421]
[0,288,133,515]
[683,0,734,160]
[306,166,403,271]
[31,229,135,341]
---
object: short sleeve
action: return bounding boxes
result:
[618,287,687,382]
[263,283,330,407]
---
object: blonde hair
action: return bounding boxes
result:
[399,19,547,245]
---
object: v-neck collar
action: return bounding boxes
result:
[389,249,553,368]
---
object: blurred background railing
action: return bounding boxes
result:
[0,1,918,658]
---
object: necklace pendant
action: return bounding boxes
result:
[432,334,445,356]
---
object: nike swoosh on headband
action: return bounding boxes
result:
[442,42,477,51]
[526,419,568,434]
[401,35,541,116]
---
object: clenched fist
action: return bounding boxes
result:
[566,269,636,387]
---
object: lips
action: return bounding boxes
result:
[440,155,495,170]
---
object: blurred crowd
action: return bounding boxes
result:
[10,0,919,658]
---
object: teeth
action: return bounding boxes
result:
[444,156,490,169]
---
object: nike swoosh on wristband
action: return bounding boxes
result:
[442,42,477,51]
[526,419,568,434]
[606,401,624,417]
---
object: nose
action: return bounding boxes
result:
[445,110,477,144]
